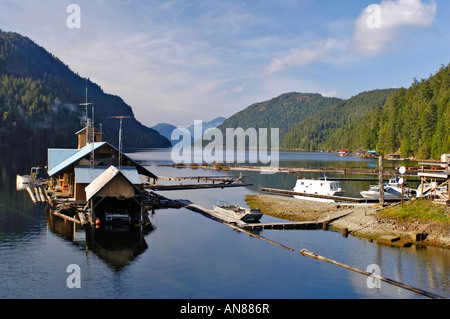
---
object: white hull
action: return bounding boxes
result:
[293,178,343,202]
[360,189,408,200]
[16,174,34,184]
[360,178,411,200]
[213,205,263,222]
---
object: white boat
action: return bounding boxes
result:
[16,167,44,187]
[213,201,263,222]
[360,178,411,200]
[416,182,447,198]
[293,177,343,202]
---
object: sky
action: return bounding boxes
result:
[0,0,449,127]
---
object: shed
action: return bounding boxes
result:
[85,166,142,201]
[74,166,142,201]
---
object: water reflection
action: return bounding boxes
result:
[45,206,152,271]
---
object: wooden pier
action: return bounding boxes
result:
[175,199,350,231]
[242,211,350,230]
[144,182,252,191]
[158,163,418,177]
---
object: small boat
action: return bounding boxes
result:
[213,201,263,222]
[416,182,447,198]
[293,176,343,202]
[16,167,44,186]
[360,178,411,200]
[104,207,132,230]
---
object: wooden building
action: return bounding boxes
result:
[76,126,103,149]
[47,141,157,199]
[46,125,158,226]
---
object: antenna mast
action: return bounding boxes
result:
[79,78,95,169]
[108,116,131,169]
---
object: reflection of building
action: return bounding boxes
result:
[85,227,149,271]
[46,207,150,270]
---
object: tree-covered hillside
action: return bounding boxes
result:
[217,92,342,140]
[359,63,450,159]
[281,89,398,151]
[0,30,170,149]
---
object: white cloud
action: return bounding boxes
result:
[350,0,437,56]
[265,38,337,74]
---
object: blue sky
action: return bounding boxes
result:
[0,0,449,127]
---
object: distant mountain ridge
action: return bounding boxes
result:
[0,30,171,149]
[281,89,398,151]
[152,117,226,145]
[217,93,342,140]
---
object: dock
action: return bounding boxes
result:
[243,211,350,230]
[175,199,350,231]
[144,182,252,191]
[158,163,419,177]
[260,187,404,203]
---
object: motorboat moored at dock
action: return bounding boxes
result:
[360,178,411,200]
[293,177,343,202]
[213,201,263,222]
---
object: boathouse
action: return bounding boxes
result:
[85,165,147,224]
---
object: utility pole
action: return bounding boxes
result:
[379,155,384,206]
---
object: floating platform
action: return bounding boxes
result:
[175,200,350,231]
[145,182,252,191]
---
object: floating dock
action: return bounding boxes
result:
[175,199,350,231]
[260,187,403,203]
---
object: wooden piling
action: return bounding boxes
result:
[26,187,37,203]
[343,228,349,237]
[379,155,384,206]
[299,249,445,299]
[38,187,46,202]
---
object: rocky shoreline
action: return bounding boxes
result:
[245,194,450,249]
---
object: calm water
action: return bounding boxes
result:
[0,146,448,299]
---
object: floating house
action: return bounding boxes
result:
[46,124,158,226]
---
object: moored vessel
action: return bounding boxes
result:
[213,201,263,222]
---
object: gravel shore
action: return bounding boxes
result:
[245,194,450,248]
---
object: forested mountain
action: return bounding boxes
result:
[357,63,450,159]
[281,89,398,151]
[0,30,170,149]
[217,93,342,139]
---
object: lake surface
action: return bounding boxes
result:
[0,146,448,300]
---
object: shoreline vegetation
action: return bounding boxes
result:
[245,195,450,249]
